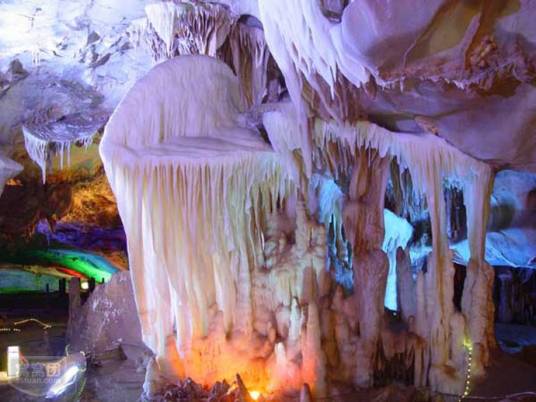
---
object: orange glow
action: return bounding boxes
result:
[6,179,22,186]
[249,390,261,400]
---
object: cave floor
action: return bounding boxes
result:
[0,322,534,401]
[79,357,145,402]
[0,293,144,402]
[471,349,536,401]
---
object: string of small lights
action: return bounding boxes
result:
[459,338,474,401]
[0,328,21,332]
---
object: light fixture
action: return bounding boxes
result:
[7,346,20,378]
[81,281,89,290]
[249,390,261,400]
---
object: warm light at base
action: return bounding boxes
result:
[249,390,261,400]
[7,346,20,378]
[81,281,89,290]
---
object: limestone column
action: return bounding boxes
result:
[343,147,389,387]
[462,170,496,375]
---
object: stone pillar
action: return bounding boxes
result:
[462,170,496,375]
[396,247,416,324]
[416,159,460,394]
[343,147,389,387]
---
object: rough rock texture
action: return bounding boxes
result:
[0,153,22,197]
[68,271,144,355]
[258,0,536,171]
[452,170,536,269]
[495,268,536,326]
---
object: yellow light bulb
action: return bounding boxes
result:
[249,390,261,400]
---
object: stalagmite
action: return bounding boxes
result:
[299,383,313,402]
[461,169,496,376]
[344,148,390,388]
[66,277,81,341]
[302,301,327,397]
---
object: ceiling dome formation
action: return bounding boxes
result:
[0,1,535,401]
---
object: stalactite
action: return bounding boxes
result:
[420,156,460,394]
[445,186,466,243]
[227,21,270,108]
[263,103,308,184]
[98,24,498,399]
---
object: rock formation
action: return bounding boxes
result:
[1,1,535,401]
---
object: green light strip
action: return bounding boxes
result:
[26,249,118,283]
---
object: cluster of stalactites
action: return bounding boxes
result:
[312,118,495,393]
[386,161,428,224]
[258,0,370,126]
[315,120,491,198]
[259,0,370,97]
[227,21,270,108]
[145,1,233,60]
[144,2,278,118]
[100,56,306,392]
[22,126,94,183]
[106,151,292,344]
